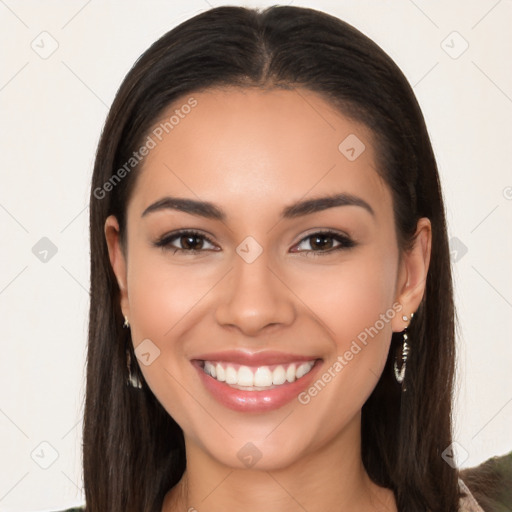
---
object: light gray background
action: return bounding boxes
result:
[1,0,511,510]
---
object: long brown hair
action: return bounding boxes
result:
[85,6,459,511]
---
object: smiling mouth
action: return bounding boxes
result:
[197,360,318,391]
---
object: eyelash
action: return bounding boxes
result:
[154,229,356,256]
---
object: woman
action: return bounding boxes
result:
[59,5,508,512]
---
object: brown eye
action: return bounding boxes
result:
[293,231,356,255]
[180,234,205,250]
[154,230,217,253]
[309,234,335,250]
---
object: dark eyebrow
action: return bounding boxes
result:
[141,193,374,220]
[281,193,374,218]
[142,197,225,220]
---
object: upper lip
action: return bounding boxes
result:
[192,350,320,366]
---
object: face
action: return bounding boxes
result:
[106,87,430,471]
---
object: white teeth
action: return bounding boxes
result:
[286,364,296,383]
[202,360,316,389]
[204,361,216,378]
[296,362,314,379]
[216,363,225,382]
[272,365,287,385]
[237,366,254,387]
[254,366,273,387]
[225,366,237,384]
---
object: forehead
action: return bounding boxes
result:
[129,87,391,222]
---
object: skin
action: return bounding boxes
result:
[105,87,431,512]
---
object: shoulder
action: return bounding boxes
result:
[459,479,486,511]
[459,450,512,511]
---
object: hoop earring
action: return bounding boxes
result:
[123,315,130,328]
[126,349,143,389]
[394,312,414,390]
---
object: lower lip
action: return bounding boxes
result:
[193,360,322,412]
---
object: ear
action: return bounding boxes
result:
[391,217,432,332]
[104,215,129,319]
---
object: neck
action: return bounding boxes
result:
[162,415,396,512]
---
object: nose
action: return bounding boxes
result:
[214,251,296,337]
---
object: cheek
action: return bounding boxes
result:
[127,249,215,341]
[292,248,399,401]
[289,247,398,348]
[290,253,399,431]
[124,246,223,416]
[124,250,205,429]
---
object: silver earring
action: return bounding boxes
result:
[123,315,130,328]
[394,313,414,388]
[126,350,142,389]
